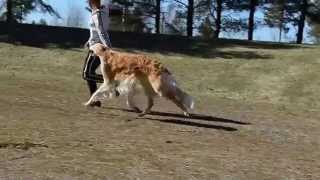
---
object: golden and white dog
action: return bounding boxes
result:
[84,43,194,116]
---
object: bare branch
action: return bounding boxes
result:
[132,1,156,8]
[36,0,61,18]
[172,0,188,8]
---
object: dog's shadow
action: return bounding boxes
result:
[104,106,250,131]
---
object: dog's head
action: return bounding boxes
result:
[90,43,110,57]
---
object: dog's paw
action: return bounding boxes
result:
[83,101,101,107]
[138,113,147,117]
[183,111,191,117]
[138,109,151,117]
[131,107,142,113]
[83,101,91,106]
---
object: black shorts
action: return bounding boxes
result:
[82,51,104,83]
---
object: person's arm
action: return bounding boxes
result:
[92,10,111,47]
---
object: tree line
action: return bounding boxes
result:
[115,0,320,44]
[1,0,320,44]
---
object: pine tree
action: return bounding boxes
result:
[264,0,289,42]
[307,0,320,23]
[248,0,258,40]
[112,0,162,33]
[4,0,60,24]
[186,0,194,37]
[225,0,261,40]
[155,0,161,33]
[296,0,308,44]
[170,0,195,36]
[307,0,320,43]
[264,0,319,44]
[199,16,215,39]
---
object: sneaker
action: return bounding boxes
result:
[115,90,120,97]
[89,101,101,107]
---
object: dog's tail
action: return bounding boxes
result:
[176,86,195,110]
[162,73,194,110]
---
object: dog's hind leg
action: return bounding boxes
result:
[138,76,155,116]
[138,95,154,117]
[126,84,142,113]
[168,95,190,117]
[145,95,154,114]
[153,73,192,117]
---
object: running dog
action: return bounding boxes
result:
[84,43,194,116]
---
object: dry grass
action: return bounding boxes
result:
[0,42,319,179]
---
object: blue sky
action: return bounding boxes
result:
[25,0,315,43]
[26,0,90,27]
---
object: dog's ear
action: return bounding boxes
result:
[90,43,108,56]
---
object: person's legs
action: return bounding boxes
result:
[82,51,104,107]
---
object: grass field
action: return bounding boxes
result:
[0,40,320,179]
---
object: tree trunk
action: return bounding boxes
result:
[215,0,222,38]
[155,0,161,34]
[187,0,194,37]
[296,0,307,44]
[278,4,285,43]
[248,0,257,41]
[6,0,13,24]
[122,6,129,32]
[279,26,282,42]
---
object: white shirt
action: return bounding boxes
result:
[88,4,111,47]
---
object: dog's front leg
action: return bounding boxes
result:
[99,60,120,97]
[84,83,110,106]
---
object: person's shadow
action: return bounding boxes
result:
[104,107,250,132]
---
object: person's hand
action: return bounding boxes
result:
[84,41,89,49]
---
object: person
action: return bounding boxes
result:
[82,0,112,107]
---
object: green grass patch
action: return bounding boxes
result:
[1,42,319,113]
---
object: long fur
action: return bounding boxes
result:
[85,43,194,116]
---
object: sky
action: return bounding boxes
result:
[26,0,90,27]
[23,0,315,44]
